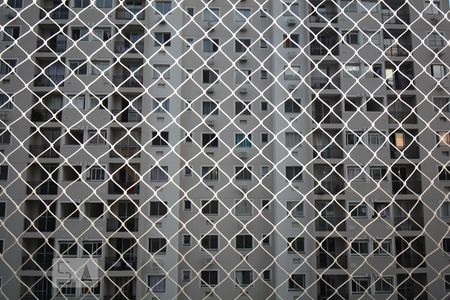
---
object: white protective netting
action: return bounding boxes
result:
[0,0,450,299]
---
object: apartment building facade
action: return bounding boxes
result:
[0,0,449,299]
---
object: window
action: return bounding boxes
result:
[148,275,166,292]
[344,30,360,45]
[153,98,170,112]
[202,133,218,147]
[437,131,450,146]
[236,235,252,250]
[0,94,13,110]
[58,281,76,297]
[284,66,301,80]
[184,166,192,176]
[367,131,385,146]
[92,28,111,41]
[347,165,366,181]
[235,101,251,115]
[287,201,304,217]
[86,166,105,181]
[235,133,251,148]
[7,0,22,8]
[446,275,450,292]
[285,132,301,148]
[236,270,253,286]
[235,38,251,52]
[182,235,191,246]
[351,239,369,255]
[0,240,3,254]
[286,166,302,181]
[182,270,191,282]
[235,69,251,84]
[185,37,194,47]
[154,32,171,46]
[69,60,88,75]
[203,69,218,84]
[235,199,252,216]
[282,2,299,16]
[202,200,218,215]
[89,95,108,110]
[344,63,361,77]
[201,270,218,286]
[153,64,170,79]
[60,202,80,218]
[91,60,109,75]
[148,238,167,254]
[155,1,171,14]
[364,64,383,78]
[87,130,107,144]
[374,276,394,294]
[0,166,7,181]
[187,7,194,16]
[443,238,450,252]
[235,8,251,22]
[0,129,10,144]
[283,34,299,48]
[95,0,112,8]
[203,7,219,22]
[287,237,305,253]
[428,31,445,49]
[261,166,269,176]
[82,241,102,257]
[352,277,371,294]
[262,234,270,245]
[373,239,392,255]
[152,131,169,146]
[434,97,450,112]
[284,98,301,113]
[202,166,219,181]
[2,26,19,41]
[184,200,192,211]
[373,202,390,218]
[73,0,89,8]
[263,270,271,281]
[71,27,89,41]
[288,274,305,291]
[203,38,219,52]
[261,133,269,143]
[369,166,388,181]
[431,64,447,79]
[260,39,268,48]
[425,0,440,14]
[202,101,218,115]
[0,202,5,218]
[201,234,218,250]
[349,202,367,218]
[149,201,168,217]
[439,166,450,181]
[0,59,16,75]
[260,70,268,80]
[341,0,358,12]
[150,166,169,182]
[58,241,77,257]
[235,166,252,181]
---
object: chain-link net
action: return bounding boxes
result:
[0,0,449,299]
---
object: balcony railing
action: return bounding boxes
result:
[387,77,414,90]
[115,7,145,20]
[313,110,342,123]
[110,145,141,158]
[104,295,137,300]
[392,180,422,194]
[39,7,69,19]
[315,217,346,231]
[108,180,140,194]
[390,145,420,159]
[309,12,338,23]
[105,256,137,270]
[29,145,60,158]
[382,12,410,24]
[112,75,143,87]
[314,145,344,159]
[24,216,56,232]
[396,252,425,268]
[394,217,424,231]
[22,254,53,270]
[26,181,58,195]
[388,110,417,124]
[310,43,339,56]
[317,253,348,269]
[315,179,345,195]
[34,75,64,87]
[111,109,142,122]
[114,41,144,54]
[30,109,62,122]
[37,40,67,53]
[311,77,340,89]
[106,218,138,232]
[384,44,411,56]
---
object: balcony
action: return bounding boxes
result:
[108,181,140,195]
[314,145,344,159]
[33,75,64,87]
[112,109,142,122]
[106,218,138,232]
[318,275,349,300]
[317,237,348,269]
[309,12,338,23]
[110,145,141,158]
[394,216,424,231]
[315,179,345,195]
[22,254,53,270]
[39,7,69,19]
[105,256,137,270]
[115,7,145,20]
[30,109,62,122]
[384,44,411,57]
[310,43,339,56]
[114,41,144,54]
[381,12,410,24]
[316,217,346,231]
[29,145,60,158]
[311,77,340,89]
[37,39,66,53]
[24,216,56,232]
[26,181,58,195]
[112,74,143,87]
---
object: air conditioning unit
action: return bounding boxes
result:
[287,18,297,26]
[238,87,248,94]
[239,55,248,63]
[237,151,248,159]
[206,87,215,94]
[207,58,215,66]
[206,119,215,126]
[288,83,297,91]
[0,112,9,121]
